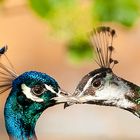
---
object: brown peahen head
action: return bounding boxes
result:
[67,26,140,118]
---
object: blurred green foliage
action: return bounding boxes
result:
[28,0,140,63]
[29,0,75,19]
[67,38,93,63]
[93,0,140,27]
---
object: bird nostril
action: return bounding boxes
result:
[60,90,70,96]
[63,92,68,96]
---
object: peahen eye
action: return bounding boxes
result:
[31,84,45,96]
[92,79,102,88]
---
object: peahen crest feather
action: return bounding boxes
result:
[90,26,118,69]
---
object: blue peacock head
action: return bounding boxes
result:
[11,71,68,111]
[0,46,72,113]
[0,46,77,139]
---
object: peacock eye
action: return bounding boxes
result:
[31,84,45,96]
[92,79,102,88]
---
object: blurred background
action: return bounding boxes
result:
[0,0,140,139]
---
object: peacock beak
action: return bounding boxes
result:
[52,88,79,106]
[64,102,74,109]
[63,89,81,108]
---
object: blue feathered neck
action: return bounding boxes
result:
[4,71,59,140]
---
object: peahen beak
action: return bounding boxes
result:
[63,89,82,109]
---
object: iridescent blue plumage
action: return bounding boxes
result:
[12,71,59,90]
[0,46,72,140]
[4,71,61,140]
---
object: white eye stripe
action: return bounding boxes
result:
[78,77,93,97]
[83,77,93,91]
[78,73,102,97]
[45,84,56,93]
[21,84,44,102]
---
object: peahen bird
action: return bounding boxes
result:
[68,26,140,118]
[0,46,75,140]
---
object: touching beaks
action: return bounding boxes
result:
[52,88,90,108]
[63,89,89,109]
[52,88,79,107]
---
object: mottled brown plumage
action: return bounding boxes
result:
[69,26,140,118]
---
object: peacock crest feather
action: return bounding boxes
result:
[90,26,118,69]
[0,45,18,94]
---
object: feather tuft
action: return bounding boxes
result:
[0,45,17,94]
[90,26,118,69]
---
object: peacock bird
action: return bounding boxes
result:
[0,46,76,140]
[67,26,140,118]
